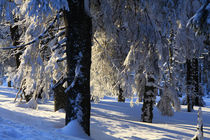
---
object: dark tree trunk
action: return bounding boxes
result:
[141,74,155,123]
[10,24,22,68]
[64,1,92,136]
[8,23,21,88]
[53,82,67,112]
[192,58,205,106]
[186,59,194,112]
[15,52,22,69]
[187,94,193,112]
[187,58,204,110]
[192,58,199,94]
[8,81,11,87]
[118,84,125,102]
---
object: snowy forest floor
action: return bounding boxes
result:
[0,86,210,140]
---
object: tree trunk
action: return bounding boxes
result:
[141,74,155,123]
[7,24,21,87]
[186,59,194,112]
[118,84,125,102]
[187,94,193,112]
[10,24,22,69]
[8,81,11,87]
[187,58,204,109]
[64,0,92,136]
[53,82,67,112]
[192,58,204,106]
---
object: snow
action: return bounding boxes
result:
[57,120,90,139]
[0,86,210,139]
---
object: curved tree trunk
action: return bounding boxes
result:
[64,0,92,136]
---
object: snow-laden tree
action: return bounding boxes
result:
[146,0,206,114]
[9,4,67,105]
[117,0,181,122]
[0,0,18,86]
[1,0,92,136]
[91,0,181,122]
[90,0,131,102]
[187,0,209,45]
[176,0,207,111]
[62,0,92,135]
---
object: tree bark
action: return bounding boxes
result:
[141,74,155,123]
[118,84,125,102]
[53,83,67,112]
[10,24,22,68]
[8,81,11,87]
[64,0,92,136]
[187,58,204,110]
[192,58,205,106]
[186,59,194,112]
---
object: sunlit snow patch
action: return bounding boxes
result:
[58,119,90,140]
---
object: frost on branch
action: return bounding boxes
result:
[19,0,69,21]
[0,0,16,22]
[187,1,210,36]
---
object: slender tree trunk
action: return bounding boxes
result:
[10,24,22,68]
[53,83,66,112]
[186,59,194,112]
[64,0,92,136]
[8,23,21,87]
[118,84,125,102]
[0,63,3,85]
[187,94,193,112]
[192,58,199,106]
[141,74,155,123]
[8,81,11,87]
[187,58,204,109]
[192,58,205,106]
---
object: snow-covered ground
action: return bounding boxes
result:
[0,86,210,140]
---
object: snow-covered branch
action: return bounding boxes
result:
[1,12,61,50]
[52,37,67,51]
[187,2,210,36]
[56,56,67,63]
[53,76,69,90]
[93,37,120,72]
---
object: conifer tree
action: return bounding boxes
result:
[64,0,92,135]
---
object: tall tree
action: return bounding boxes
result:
[64,0,92,135]
[1,0,91,135]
